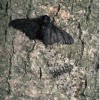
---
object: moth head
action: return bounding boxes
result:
[40,15,51,25]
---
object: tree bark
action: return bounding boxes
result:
[0,0,99,100]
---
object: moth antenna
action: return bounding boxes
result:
[55,4,60,16]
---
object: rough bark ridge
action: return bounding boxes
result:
[0,0,99,100]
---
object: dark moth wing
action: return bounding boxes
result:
[9,17,42,40]
[42,22,74,45]
[9,15,74,46]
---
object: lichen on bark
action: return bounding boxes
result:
[0,0,99,100]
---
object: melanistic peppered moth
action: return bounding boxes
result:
[9,15,74,46]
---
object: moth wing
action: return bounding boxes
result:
[54,24,74,44]
[43,23,74,45]
[9,18,41,40]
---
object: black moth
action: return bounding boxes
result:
[9,15,74,46]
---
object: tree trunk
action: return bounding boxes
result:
[0,0,99,100]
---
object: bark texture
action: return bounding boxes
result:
[0,0,99,100]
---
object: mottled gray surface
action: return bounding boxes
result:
[0,0,99,100]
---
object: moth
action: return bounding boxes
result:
[9,15,74,46]
[49,64,73,78]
